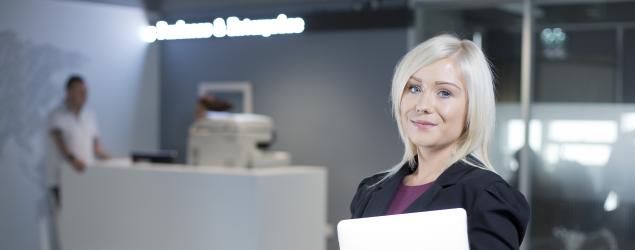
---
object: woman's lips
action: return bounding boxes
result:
[411,120,438,129]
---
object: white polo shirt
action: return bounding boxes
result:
[47,103,100,187]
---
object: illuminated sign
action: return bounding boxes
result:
[141,14,305,43]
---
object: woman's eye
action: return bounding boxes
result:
[408,85,422,94]
[438,90,452,98]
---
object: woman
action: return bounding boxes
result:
[349,34,530,249]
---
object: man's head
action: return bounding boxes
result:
[195,95,233,120]
[65,75,87,110]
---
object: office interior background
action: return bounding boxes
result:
[1,0,634,249]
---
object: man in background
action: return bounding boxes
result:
[48,75,110,207]
[194,95,233,120]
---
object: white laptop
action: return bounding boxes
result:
[337,208,469,250]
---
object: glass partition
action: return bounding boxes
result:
[529,1,635,249]
[414,0,635,249]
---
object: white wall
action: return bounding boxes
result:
[0,0,159,249]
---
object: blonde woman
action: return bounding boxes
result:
[349,34,530,249]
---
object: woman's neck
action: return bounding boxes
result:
[404,144,456,186]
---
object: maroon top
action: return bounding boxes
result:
[385,181,435,215]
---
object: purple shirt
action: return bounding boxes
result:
[385,181,435,215]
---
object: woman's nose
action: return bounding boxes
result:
[415,92,434,113]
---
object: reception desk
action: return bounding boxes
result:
[60,159,327,250]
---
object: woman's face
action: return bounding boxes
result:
[400,57,468,152]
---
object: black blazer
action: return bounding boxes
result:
[350,158,530,250]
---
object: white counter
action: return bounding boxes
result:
[60,159,327,250]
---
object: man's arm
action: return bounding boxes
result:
[50,129,86,172]
[93,137,110,160]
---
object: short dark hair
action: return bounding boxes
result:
[198,96,232,112]
[66,75,84,91]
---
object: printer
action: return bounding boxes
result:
[187,112,290,168]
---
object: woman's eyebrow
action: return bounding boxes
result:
[410,76,462,90]
[409,76,422,83]
[435,81,462,90]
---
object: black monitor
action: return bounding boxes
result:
[131,150,177,164]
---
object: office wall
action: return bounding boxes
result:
[160,29,407,249]
[0,0,159,249]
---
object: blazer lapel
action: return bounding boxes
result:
[402,161,474,213]
[362,166,412,217]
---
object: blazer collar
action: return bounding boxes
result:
[361,164,413,217]
[377,155,480,188]
[435,160,476,187]
[419,154,485,187]
[363,155,481,217]
[402,159,479,213]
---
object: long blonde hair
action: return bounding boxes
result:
[381,34,496,182]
